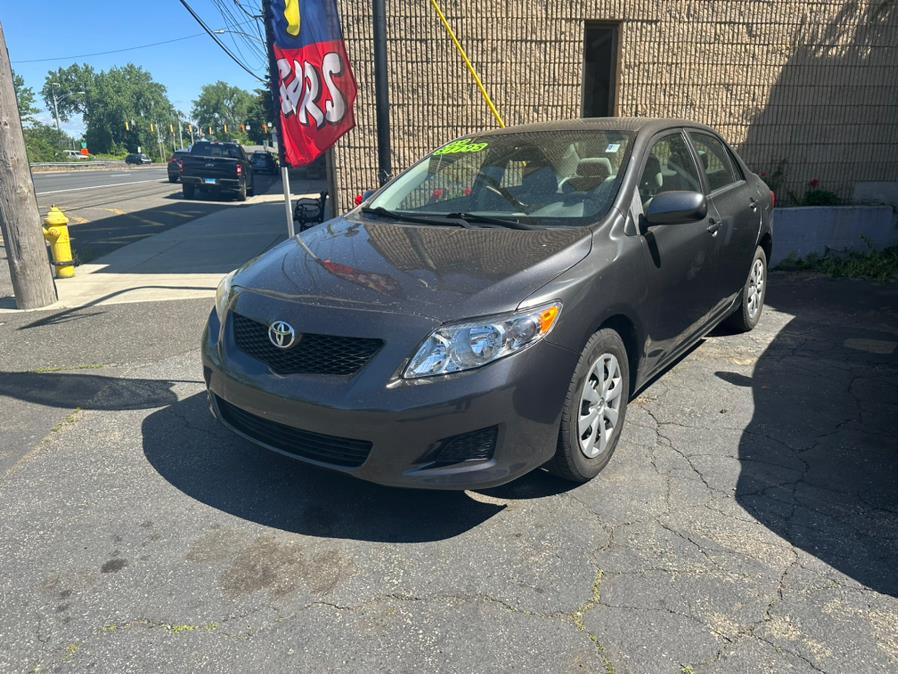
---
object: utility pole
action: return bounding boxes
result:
[0,22,56,308]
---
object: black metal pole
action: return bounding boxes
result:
[263,0,288,169]
[373,0,392,186]
[263,0,295,236]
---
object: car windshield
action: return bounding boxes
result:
[367,129,635,227]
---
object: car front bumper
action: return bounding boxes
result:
[201,306,578,490]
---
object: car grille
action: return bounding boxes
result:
[232,313,382,376]
[215,396,372,467]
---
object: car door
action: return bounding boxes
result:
[687,130,760,309]
[634,130,721,373]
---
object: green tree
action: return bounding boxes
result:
[245,88,274,145]
[13,72,39,126]
[23,124,74,162]
[42,64,178,160]
[192,81,253,140]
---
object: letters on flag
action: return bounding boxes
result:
[268,0,358,167]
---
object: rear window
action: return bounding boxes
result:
[688,132,740,192]
[192,142,243,159]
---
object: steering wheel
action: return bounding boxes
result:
[480,175,530,212]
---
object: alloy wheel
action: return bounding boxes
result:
[578,352,623,459]
[747,258,765,319]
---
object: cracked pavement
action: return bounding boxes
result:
[0,272,896,673]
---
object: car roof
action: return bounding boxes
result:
[471,117,718,138]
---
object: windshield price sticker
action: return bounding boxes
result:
[433,139,489,156]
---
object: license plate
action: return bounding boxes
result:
[204,178,217,185]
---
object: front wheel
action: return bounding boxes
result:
[724,246,767,333]
[548,328,630,483]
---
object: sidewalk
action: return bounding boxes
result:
[0,190,317,312]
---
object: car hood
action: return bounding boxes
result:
[233,214,592,322]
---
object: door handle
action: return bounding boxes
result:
[707,218,721,236]
[749,198,758,212]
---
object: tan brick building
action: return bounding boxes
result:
[331,0,898,211]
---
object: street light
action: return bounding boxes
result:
[49,82,85,135]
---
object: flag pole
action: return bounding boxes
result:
[263,0,295,238]
[373,0,391,186]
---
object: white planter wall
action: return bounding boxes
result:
[770,206,897,267]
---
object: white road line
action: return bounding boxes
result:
[36,178,163,196]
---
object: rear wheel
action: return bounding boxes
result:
[247,178,255,196]
[237,179,247,202]
[724,246,767,332]
[548,329,630,483]
[182,183,195,199]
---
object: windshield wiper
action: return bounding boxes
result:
[445,212,536,230]
[361,206,469,228]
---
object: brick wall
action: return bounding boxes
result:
[333,0,898,211]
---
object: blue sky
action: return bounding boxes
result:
[3,1,266,135]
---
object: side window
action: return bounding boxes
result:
[637,133,702,208]
[689,132,739,192]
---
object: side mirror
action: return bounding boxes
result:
[645,191,707,226]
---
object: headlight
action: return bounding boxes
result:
[404,302,562,379]
[215,269,237,318]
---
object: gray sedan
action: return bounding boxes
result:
[202,118,773,489]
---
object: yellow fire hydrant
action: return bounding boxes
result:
[42,206,75,278]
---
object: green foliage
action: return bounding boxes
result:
[192,81,254,142]
[90,152,129,160]
[803,188,842,206]
[759,163,843,206]
[245,88,274,145]
[778,239,898,282]
[13,71,39,126]
[42,63,180,158]
[23,123,74,162]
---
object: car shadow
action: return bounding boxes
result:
[142,392,507,542]
[0,370,180,410]
[728,274,898,596]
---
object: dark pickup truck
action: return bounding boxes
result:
[180,141,255,201]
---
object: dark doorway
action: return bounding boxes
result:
[582,23,619,117]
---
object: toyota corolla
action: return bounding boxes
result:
[202,118,773,489]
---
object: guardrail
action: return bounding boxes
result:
[30,161,126,171]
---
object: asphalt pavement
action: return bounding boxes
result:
[33,167,169,196]
[0,168,286,304]
[0,272,895,673]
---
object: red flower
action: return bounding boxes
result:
[808,178,821,189]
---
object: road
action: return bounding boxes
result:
[0,272,895,672]
[33,166,170,197]
[1,167,283,305]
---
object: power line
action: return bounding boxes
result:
[179,0,266,84]
[12,33,208,64]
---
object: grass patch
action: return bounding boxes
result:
[778,242,898,282]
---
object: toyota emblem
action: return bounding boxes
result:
[268,320,296,349]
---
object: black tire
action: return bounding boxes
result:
[247,178,255,196]
[237,179,247,201]
[724,246,767,333]
[168,174,178,183]
[182,183,195,199]
[548,328,630,483]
